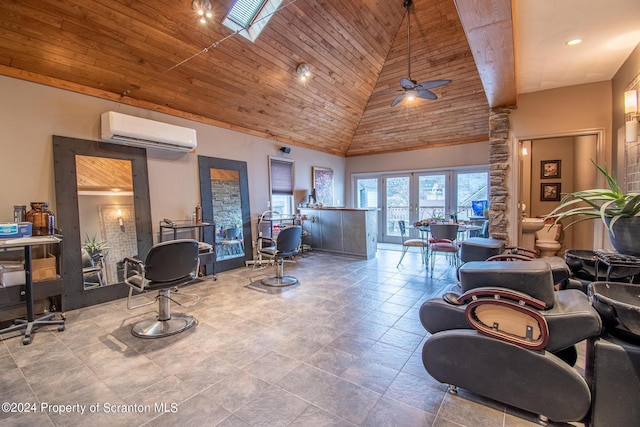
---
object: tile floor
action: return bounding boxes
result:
[0,246,582,426]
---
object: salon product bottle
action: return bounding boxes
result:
[26,202,54,236]
[195,203,202,224]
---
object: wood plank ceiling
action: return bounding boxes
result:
[0,0,492,157]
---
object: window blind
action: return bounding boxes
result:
[270,159,293,195]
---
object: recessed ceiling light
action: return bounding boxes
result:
[566,38,582,46]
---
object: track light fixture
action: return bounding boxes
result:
[296,63,311,81]
[192,0,213,24]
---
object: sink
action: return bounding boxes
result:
[521,217,545,232]
[590,281,640,344]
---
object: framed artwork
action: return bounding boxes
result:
[541,183,561,201]
[312,166,334,206]
[541,160,561,179]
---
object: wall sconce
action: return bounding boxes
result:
[625,89,639,143]
[296,63,311,81]
[117,209,125,232]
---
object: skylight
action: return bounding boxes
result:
[223,0,282,42]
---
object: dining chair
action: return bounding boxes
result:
[428,223,460,276]
[397,220,429,267]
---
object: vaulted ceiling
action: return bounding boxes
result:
[0,0,508,157]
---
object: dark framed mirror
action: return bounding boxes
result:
[198,156,253,272]
[53,135,153,310]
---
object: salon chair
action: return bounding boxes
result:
[256,225,302,286]
[82,248,106,288]
[419,260,602,424]
[123,239,200,338]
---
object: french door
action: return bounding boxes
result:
[355,168,488,244]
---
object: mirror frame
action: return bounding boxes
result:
[198,155,253,272]
[53,135,153,310]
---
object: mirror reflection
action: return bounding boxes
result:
[75,155,138,289]
[210,168,245,261]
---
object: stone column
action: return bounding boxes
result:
[488,106,515,242]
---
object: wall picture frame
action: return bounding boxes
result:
[541,160,561,179]
[541,183,561,201]
[312,166,334,206]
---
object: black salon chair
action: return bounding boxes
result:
[123,239,200,338]
[82,248,106,288]
[256,225,302,286]
[419,260,602,424]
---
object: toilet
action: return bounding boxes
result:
[535,224,562,257]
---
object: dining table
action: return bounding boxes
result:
[411,223,482,241]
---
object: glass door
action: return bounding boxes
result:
[383,175,411,242]
[417,173,447,222]
[455,170,489,221]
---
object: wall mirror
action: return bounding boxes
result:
[53,135,153,310]
[198,156,252,272]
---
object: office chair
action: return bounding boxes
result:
[256,225,302,286]
[123,239,200,338]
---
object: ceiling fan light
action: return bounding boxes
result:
[205,11,213,18]
[406,92,416,102]
[197,9,204,16]
[199,17,207,24]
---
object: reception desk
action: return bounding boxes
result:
[299,208,377,259]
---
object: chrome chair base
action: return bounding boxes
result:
[261,275,298,287]
[131,313,196,338]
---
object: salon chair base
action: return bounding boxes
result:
[132,313,196,338]
[261,275,298,287]
[131,288,197,338]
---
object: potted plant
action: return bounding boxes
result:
[83,234,109,260]
[545,161,640,256]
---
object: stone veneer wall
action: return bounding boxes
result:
[488,106,515,243]
[211,178,242,232]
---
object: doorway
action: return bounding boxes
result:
[514,131,605,251]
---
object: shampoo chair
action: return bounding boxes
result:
[419,260,602,424]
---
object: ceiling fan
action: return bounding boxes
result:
[390,0,452,107]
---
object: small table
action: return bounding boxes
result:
[0,236,65,345]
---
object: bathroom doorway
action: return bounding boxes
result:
[515,131,605,252]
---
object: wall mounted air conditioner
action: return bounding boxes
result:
[100,111,197,152]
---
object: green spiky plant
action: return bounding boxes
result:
[83,234,109,258]
[545,160,640,235]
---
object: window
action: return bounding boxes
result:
[269,157,294,215]
[223,0,283,42]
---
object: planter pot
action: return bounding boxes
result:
[605,217,640,257]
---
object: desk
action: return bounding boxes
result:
[0,236,65,345]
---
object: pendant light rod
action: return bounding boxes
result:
[404,0,413,81]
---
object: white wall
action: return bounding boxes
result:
[0,75,346,241]
[344,141,491,206]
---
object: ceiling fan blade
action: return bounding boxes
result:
[400,78,416,89]
[416,79,452,90]
[391,93,406,107]
[416,89,438,100]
